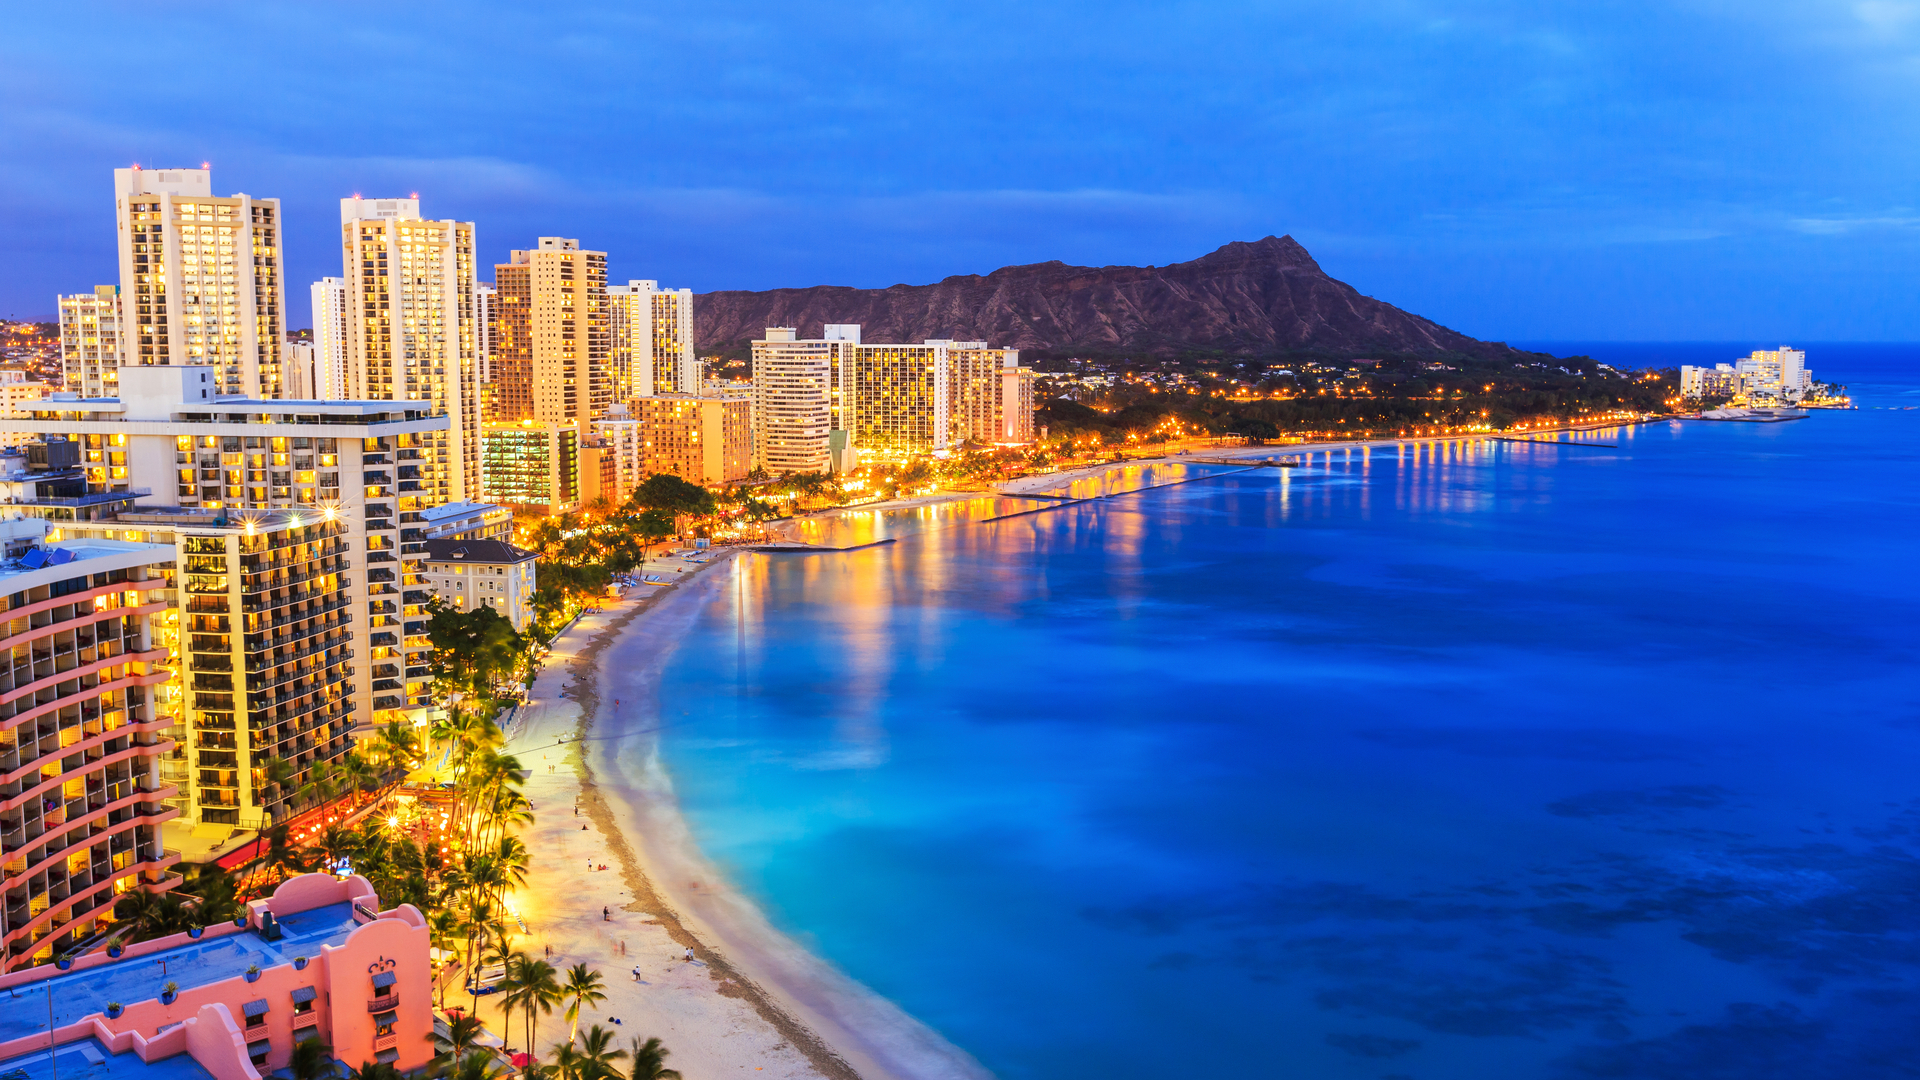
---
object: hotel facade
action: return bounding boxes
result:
[112,168,287,400]
[489,239,611,434]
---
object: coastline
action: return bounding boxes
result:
[505,554,993,1080]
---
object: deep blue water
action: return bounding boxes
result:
[650,346,1920,1079]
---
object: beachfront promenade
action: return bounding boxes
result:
[470,580,835,1080]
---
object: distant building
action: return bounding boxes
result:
[481,420,579,513]
[490,239,610,432]
[338,197,481,504]
[421,538,538,632]
[474,281,498,389]
[58,285,124,397]
[609,281,699,398]
[634,394,752,486]
[939,340,1035,446]
[579,436,620,506]
[309,276,349,399]
[1683,346,1815,404]
[751,328,847,474]
[282,340,317,399]
[113,167,286,399]
[752,324,1036,472]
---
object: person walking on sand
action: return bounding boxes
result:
[603,906,610,921]
[684,946,694,963]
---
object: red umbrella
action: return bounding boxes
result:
[511,1054,532,1068]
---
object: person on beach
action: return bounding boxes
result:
[603,906,610,921]
[684,946,694,963]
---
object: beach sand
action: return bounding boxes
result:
[489,555,990,1080]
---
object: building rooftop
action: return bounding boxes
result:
[0,539,173,589]
[0,903,358,1044]
[0,1038,215,1080]
[423,539,535,564]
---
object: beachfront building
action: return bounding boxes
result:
[59,286,125,398]
[750,328,851,474]
[1735,346,1812,403]
[480,420,579,514]
[0,873,433,1074]
[489,239,611,433]
[420,538,538,632]
[337,197,482,505]
[0,365,452,734]
[633,394,752,486]
[751,324,975,472]
[0,524,182,969]
[109,507,354,830]
[112,167,287,400]
[1679,364,1744,401]
[939,341,1035,446]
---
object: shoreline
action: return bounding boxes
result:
[516,556,991,1080]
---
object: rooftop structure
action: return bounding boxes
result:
[418,500,511,543]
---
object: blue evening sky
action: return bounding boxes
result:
[3,1,1917,340]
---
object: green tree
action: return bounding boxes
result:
[628,474,715,517]
[289,1036,339,1080]
[627,1037,682,1080]
[561,963,607,1040]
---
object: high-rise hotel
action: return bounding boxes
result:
[607,280,698,398]
[112,168,287,399]
[750,325,1035,473]
[337,197,481,505]
[488,238,610,432]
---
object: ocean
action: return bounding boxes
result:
[633,343,1920,1079]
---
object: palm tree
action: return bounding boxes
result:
[514,959,560,1061]
[317,821,361,870]
[427,908,462,1009]
[351,1062,406,1080]
[627,1037,681,1080]
[430,1013,488,1067]
[560,963,606,1041]
[289,1035,338,1080]
[242,755,298,894]
[573,1025,626,1080]
[545,1043,587,1080]
[436,1050,504,1080]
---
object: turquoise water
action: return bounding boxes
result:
[649,348,1920,1079]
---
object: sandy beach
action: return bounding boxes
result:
[486,552,991,1080]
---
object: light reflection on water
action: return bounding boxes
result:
[653,414,1920,1080]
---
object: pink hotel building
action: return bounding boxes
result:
[0,873,431,1080]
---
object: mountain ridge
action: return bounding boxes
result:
[694,235,1519,361]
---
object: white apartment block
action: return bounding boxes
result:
[113,167,286,399]
[751,329,852,474]
[608,280,699,398]
[0,365,452,732]
[420,538,538,633]
[310,276,350,399]
[282,341,318,399]
[338,197,482,506]
[58,285,124,397]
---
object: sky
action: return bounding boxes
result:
[3,0,1918,340]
